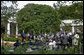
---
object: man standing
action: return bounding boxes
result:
[14,40,20,50]
[62,33,68,50]
[72,32,79,46]
[72,32,79,53]
[27,32,30,40]
[21,32,25,42]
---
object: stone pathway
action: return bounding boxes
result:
[1,39,15,46]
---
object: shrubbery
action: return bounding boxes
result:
[2,35,21,42]
[1,43,83,54]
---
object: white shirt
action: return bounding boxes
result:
[45,33,47,36]
[74,34,79,39]
[73,34,79,45]
[68,32,72,35]
[52,41,56,47]
[49,41,56,47]
[27,33,30,36]
[49,42,53,45]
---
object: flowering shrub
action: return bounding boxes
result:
[16,34,22,39]
[2,36,21,42]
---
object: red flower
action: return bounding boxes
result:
[17,37,22,39]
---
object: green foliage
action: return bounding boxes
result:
[55,2,83,20]
[16,4,60,33]
[1,45,10,54]
[44,36,48,39]
[62,26,71,32]
[1,1,18,34]
[1,43,83,54]
[2,36,21,42]
[1,1,18,17]
[17,2,83,34]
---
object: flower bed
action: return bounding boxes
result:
[2,36,21,42]
[17,37,22,39]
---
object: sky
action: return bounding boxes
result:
[4,1,82,10]
[17,1,73,10]
[17,1,58,9]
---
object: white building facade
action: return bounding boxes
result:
[60,19,83,34]
[7,17,18,38]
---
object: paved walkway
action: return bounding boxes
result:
[1,39,15,46]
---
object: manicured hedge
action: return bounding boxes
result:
[2,36,21,42]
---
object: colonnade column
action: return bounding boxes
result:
[16,23,18,38]
[72,25,75,34]
[7,22,10,37]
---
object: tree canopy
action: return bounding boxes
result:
[16,4,60,34]
[1,1,18,34]
[53,1,83,20]
[53,1,83,31]
[17,2,83,34]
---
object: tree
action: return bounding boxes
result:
[53,1,83,20]
[16,4,61,34]
[53,1,83,32]
[1,1,18,34]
